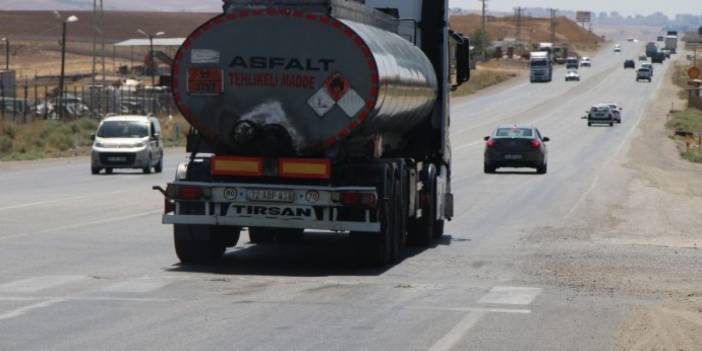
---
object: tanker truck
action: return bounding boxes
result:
[155,0,471,267]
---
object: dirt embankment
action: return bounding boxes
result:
[450,14,604,50]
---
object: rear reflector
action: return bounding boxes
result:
[279,158,331,179]
[211,156,264,176]
[178,186,204,200]
[332,192,378,208]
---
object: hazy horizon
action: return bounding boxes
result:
[0,0,698,18]
[450,0,700,17]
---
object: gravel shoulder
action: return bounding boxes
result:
[516,53,702,350]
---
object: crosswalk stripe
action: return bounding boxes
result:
[477,286,542,305]
[100,278,170,294]
[0,275,86,293]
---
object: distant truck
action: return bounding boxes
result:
[565,56,579,70]
[530,52,553,83]
[645,42,658,58]
[664,35,678,54]
[538,42,554,61]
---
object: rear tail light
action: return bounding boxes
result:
[332,192,378,208]
[166,184,209,200]
[486,139,497,148]
[531,139,542,148]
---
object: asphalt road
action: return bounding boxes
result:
[0,37,677,350]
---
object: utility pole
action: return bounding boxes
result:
[1,38,9,71]
[57,13,79,119]
[99,0,106,87]
[549,8,558,44]
[514,7,525,41]
[91,0,97,88]
[478,0,487,34]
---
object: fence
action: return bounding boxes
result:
[0,81,176,123]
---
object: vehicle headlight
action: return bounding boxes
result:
[94,141,105,148]
[132,142,146,148]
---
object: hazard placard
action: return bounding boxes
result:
[187,68,224,95]
[324,73,351,102]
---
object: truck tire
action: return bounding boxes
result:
[105,168,113,174]
[275,228,305,243]
[249,228,276,244]
[155,157,163,173]
[353,166,397,267]
[91,167,101,175]
[407,165,437,247]
[174,224,233,265]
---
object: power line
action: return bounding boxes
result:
[514,7,525,40]
[478,0,487,34]
[549,8,558,44]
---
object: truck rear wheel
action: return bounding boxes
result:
[407,165,437,247]
[174,224,237,265]
[248,228,276,244]
[353,166,399,267]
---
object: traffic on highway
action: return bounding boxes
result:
[1,1,700,350]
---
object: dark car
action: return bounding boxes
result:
[624,60,636,69]
[484,126,550,174]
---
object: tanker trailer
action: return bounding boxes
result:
[155,0,471,267]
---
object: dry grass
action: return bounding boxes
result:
[452,66,520,97]
[0,114,187,161]
[450,14,604,49]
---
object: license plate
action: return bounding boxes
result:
[505,154,523,160]
[246,189,295,203]
[108,157,127,162]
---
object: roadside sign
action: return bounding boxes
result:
[688,66,701,79]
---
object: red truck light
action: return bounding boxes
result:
[332,192,378,208]
[166,184,209,200]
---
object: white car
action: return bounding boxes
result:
[605,103,623,123]
[565,70,580,82]
[580,57,592,67]
[91,115,164,175]
[614,45,622,53]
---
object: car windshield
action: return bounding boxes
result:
[591,106,610,113]
[495,128,533,138]
[97,121,149,138]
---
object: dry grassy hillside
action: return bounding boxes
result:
[0,11,216,41]
[450,14,604,49]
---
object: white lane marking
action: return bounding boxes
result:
[100,278,169,294]
[427,311,487,351]
[0,275,86,293]
[1,209,162,240]
[409,306,531,314]
[0,296,176,303]
[0,298,66,321]
[0,190,130,212]
[565,63,665,219]
[0,296,176,321]
[477,286,542,305]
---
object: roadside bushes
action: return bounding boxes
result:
[0,118,99,161]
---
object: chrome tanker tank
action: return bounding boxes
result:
[173,2,438,156]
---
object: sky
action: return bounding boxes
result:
[449,0,699,17]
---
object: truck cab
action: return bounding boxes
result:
[530,52,552,83]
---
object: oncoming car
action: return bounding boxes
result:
[91,115,164,175]
[483,126,550,174]
[580,57,592,67]
[565,70,580,82]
